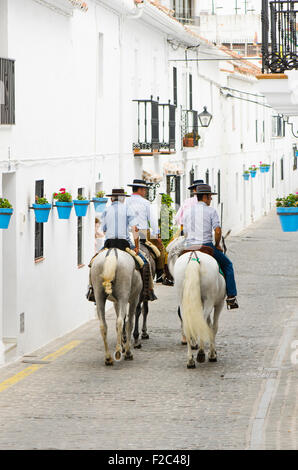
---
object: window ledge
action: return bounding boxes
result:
[77,264,85,269]
[35,257,45,264]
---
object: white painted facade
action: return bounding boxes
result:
[0,0,297,363]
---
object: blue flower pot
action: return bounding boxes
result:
[265,165,270,172]
[0,208,13,229]
[73,200,90,217]
[32,204,51,223]
[277,207,298,232]
[260,167,267,173]
[250,170,257,178]
[92,198,108,213]
[243,173,250,181]
[55,201,73,219]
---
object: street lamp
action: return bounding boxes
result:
[198,106,213,128]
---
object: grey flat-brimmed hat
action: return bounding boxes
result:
[127,179,148,188]
[188,179,204,190]
[106,188,130,197]
[196,183,217,195]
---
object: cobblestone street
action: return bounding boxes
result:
[0,211,297,450]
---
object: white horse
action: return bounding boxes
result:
[167,237,226,369]
[91,248,143,366]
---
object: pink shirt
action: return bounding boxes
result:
[175,196,198,226]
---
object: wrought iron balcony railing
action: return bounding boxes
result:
[0,58,15,125]
[262,0,298,73]
[133,96,176,155]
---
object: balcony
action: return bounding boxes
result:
[181,109,200,148]
[132,96,176,156]
[257,1,298,116]
[261,0,298,73]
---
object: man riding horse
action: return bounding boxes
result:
[181,183,239,310]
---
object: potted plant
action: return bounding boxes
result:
[73,194,90,217]
[259,162,270,173]
[53,188,73,219]
[32,196,51,223]
[243,170,250,181]
[276,193,298,232]
[249,165,258,178]
[92,191,108,213]
[0,198,13,229]
[183,132,194,147]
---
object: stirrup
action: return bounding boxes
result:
[226,296,239,310]
[86,286,95,303]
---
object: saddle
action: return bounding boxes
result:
[140,240,160,259]
[179,245,214,258]
[88,239,144,269]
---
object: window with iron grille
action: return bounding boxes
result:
[293,146,297,171]
[77,188,83,266]
[173,67,177,107]
[281,157,284,181]
[189,74,193,111]
[0,58,15,125]
[217,170,221,204]
[35,181,44,260]
[175,176,181,207]
[272,162,275,188]
[272,116,285,137]
[205,169,209,185]
[255,120,258,142]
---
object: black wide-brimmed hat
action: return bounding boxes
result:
[188,179,204,190]
[127,179,148,188]
[196,183,217,195]
[106,188,130,197]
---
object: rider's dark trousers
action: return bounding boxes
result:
[204,243,237,297]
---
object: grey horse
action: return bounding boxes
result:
[133,243,156,349]
[91,248,143,366]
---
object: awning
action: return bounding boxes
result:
[142,170,163,183]
[163,162,184,176]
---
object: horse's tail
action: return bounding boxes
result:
[182,259,211,344]
[102,250,117,295]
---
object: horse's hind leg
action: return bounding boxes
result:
[133,302,142,349]
[187,341,196,369]
[141,301,149,339]
[124,299,138,361]
[209,302,223,362]
[114,301,126,362]
[197,339,206,363]
[96,298,113,366]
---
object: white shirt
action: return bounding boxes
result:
[182,201,220,246]
[126,194,159,237]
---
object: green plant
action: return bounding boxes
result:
[159,193,176,248]
[0,197,12,209]
[76,194,87,201]
[35,196,49,204]
[53,188,72,202]
[259,162,270,167]
[249,165,258,171]
[243,170,250,174]
[95,191,105,198]
[276,193,298,207]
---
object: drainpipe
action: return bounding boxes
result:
[118,3,144,186]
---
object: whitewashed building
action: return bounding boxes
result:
[0,0,297,364]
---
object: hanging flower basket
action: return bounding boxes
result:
[276,194,298,232]
[250,170,257,178]
[33,204,52,223]
[53,188,73,219]
[0,208,13,229]
[243,172,250,181]
[0,198,13,229]
[92,192,108,213]
[259,163,270,173]
[73,199,90,217]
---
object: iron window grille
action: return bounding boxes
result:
[181,109,199,148]
[261,0,298,73]
[171,0,194,24]
[281,157,284,180]
[217,170,221,205]
[159,100,176,152]
[35,180,44,260]
[133,96,160,153]
[205,169,209,185]
[293,145,298,170]
[272,115,285,137]
[0,58,15,125]
[77,188,83,266]
[173,67,177,107]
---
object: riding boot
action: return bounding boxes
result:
[141,264,157,301]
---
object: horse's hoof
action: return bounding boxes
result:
[113,351,123,362]
[124,353,134,361]
[105,358,114,366]
[191,344,199,350]
[134,343,142,349]
[181,341,187,346]
[141,333,149,340]
[187,362,196,369]
[197,350,206,363]
[208,356,217,362]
